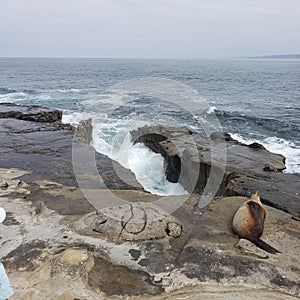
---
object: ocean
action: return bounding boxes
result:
[0,57,299,195]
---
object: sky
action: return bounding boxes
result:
[0,0,299,58]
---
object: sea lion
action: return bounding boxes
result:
[232,191,280,254]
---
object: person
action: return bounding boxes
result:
[0,207,13,299]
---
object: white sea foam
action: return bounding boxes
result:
[230,133,300,174]
[207,106,216,114]
[0,92,27,101]
[64,110,188,195]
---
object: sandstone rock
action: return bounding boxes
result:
[28,262,52,286]
[61,248,89,265]
[73,202,183,241]
[73,118,93,144]
[234,238,269,259]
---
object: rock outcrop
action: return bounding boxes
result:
[0,103,63,123]
[131,125,300,216]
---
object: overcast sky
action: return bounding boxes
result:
[0,0,299,58]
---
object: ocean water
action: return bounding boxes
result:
[0,58,299,194]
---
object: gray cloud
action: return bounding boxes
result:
[0,0,299,58]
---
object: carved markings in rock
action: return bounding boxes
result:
[74,202,183,241]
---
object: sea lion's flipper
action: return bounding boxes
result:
[254,238,280,254]
[249,201,263,220]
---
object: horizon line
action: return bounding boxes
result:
[0,53,299,60]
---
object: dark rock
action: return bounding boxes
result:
[263,164,279,172]
[3,240,47,272]
[129,249,141,260]
[131,126,299,216]
[248,142,266,149]
[210,131,232,141]
[176,246,262,281]
[2,212,20,225]
[270,273,300,288]
[0,104,143,216]
[138,258,150,266]
[225,173,300,215]
[88,256,163,296]
[0,103,63,123]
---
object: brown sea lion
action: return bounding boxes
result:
[232,191,280,254]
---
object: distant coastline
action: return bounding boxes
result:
[249,54,300,59]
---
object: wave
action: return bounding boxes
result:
[0,88,17,94]
[216,109,300,141]
[230,133,300,174]
[64,109,188,196]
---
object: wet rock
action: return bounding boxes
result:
[3,240,47,272]
[131,125,299,215]
[0,103,63,123]
[0,104,143,195]
[88,255,163,296]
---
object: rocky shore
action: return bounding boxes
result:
[0,103,299,299]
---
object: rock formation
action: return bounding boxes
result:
[131,125,299,216]
[0,104,299,299]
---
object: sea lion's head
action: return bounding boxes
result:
[251,191,261,204]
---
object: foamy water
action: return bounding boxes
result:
[230,133,300,174]
[64,110,188,196]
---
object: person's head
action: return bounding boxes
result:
[0,207,6,223]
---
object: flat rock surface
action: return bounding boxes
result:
[0,168,299,299]
[0,111,142,190]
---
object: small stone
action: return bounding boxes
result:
[0,180,8,188]
[129,249,141,260]
[235,239,269,259]
[138,258,150,266]
[166,222,182,238]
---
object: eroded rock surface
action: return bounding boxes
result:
[0,168,299,299]
[74,203,183,241]
[0,103,63,123]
